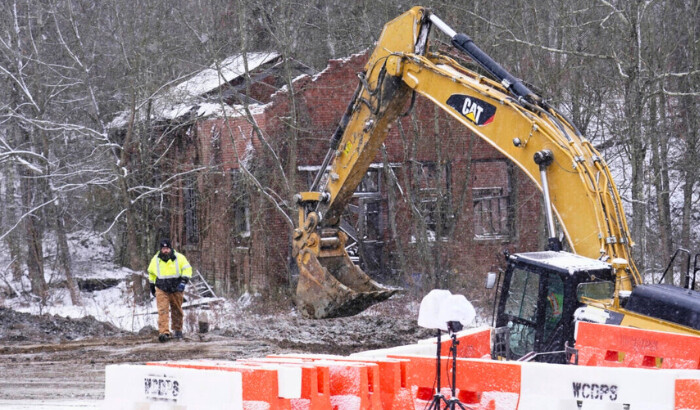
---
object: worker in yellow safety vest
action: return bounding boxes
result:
[147,239,193,342]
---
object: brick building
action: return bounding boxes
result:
[144,51,546,306]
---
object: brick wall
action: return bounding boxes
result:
[170,51,544,306]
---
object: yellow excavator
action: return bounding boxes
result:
[292,7,699,358]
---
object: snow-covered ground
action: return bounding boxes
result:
[0,229,488,337]
[0,230,248,335]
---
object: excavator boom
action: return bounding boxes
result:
[294,7,642,318]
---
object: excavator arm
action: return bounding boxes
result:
[293,7,640,319]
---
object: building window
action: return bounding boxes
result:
[472,160,512,240]
[356,168,380,194]
[234,202,250,238]
[411,161,452,240]
[183,174,199,244]
[231,170,250,238]
[361,200,381,240]
[210,124,222,166]
[298,163,393,269]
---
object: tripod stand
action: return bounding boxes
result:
[444,331,467,409]
[426,329,449,410]
[426,325,467,410]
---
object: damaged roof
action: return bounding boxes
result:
[107,52,282,129]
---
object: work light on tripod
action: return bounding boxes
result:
[417,290,475,409]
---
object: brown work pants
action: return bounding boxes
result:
[155,288,184,335]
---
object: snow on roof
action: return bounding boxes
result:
[107,52,279,129]
[513,251,612,275]
[164,52,280,103]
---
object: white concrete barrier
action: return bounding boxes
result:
[519,360,700,410]
[148,359,303,400]
[102,364,242,410]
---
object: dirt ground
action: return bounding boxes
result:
[0,297,432,402]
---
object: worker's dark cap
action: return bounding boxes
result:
[159,239,172,249]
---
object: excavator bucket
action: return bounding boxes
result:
[295,250,398,319]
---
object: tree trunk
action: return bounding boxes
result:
[649,94,673,282]
[21,168,47,303]
[1,166,23,281]
[120,91,147,303]
[625,3,647,276]
[680,84,698,256]
[55,209,81,305]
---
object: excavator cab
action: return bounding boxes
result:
[493,251,614,362]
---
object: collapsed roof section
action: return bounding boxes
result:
[108,52,314,130]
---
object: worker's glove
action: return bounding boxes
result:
[150,283,156,297]
[177,280,186,293]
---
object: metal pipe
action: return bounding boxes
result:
[428,13,456,38]
[534,150,561,251]
[429,12,539,105]
[540,166,557,240]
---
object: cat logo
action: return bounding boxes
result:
[446,94,496,126]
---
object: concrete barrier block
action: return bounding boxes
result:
[103,363,242,410]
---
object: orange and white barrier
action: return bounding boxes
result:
[391,355,521,409]
[438,325,491,358]
[237,357,333,410]
[259,355,382,409]
[102,324,700,410]
[519,360,700,409]
[390,355,700,410]
[266,354,415,409]
[146,360,301,409]
[103,363,243,409]
[350,326,492,360]
[575,321,700,369]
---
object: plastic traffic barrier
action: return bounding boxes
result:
[237,358,332,410]
[390,355,521,409]
[267,354,415,409]
[438,326,492,358]
[316,360,379,409]
[185,356,377,410]
[351,326,492,361]
[103,323,700,410]
[675,379,700,410]
[103,363,243,410]
[147,360,301,409]
[575,321,700,369]
[390,354,700,410]
[518,360,700,410]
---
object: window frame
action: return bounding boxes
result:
[409,161,452,242]
[472,159,513,241]
[231,170,251,239]
[183,173,199,245]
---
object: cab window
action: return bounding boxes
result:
[504,267,540,356]
[504,267,539,321]
[543,273,564,341]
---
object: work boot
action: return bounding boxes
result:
[173,330,183,340]
[158,333,171,343]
